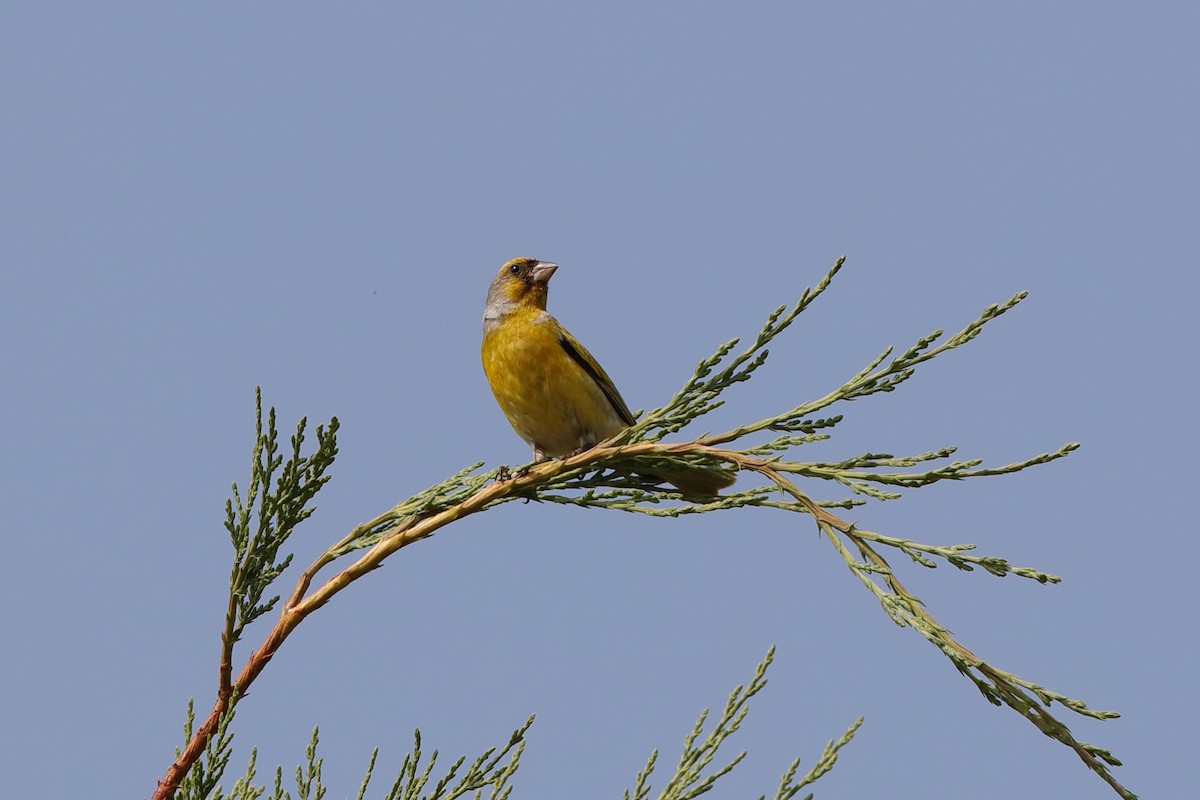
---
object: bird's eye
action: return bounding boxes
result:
[509,263,521,275]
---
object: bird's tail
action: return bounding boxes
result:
[654,462,737,501]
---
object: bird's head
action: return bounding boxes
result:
[484,257,559,321]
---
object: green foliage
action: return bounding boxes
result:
[630,257,846,445]
[366,717,531,800]
[189,718,533,800]
[224,389,339,645]
[327,460,491,557]
[624,648,860,800]
[180,656,854,800]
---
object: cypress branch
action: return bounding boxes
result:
[154,257,1133,800]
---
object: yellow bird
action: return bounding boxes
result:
[481,257,734,498]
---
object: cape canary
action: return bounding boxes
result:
[481,257,734,498]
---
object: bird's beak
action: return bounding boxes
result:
[530,261,558,284]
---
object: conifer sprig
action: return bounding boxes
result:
[223,389,339,649]
[628,257,845,443]
[624,649,861,800]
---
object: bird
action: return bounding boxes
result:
[481,257,735,498]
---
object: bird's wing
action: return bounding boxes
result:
[557,331,637,426]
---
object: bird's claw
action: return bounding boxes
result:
[494,464,533,484]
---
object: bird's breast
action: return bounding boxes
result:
[482,311,627,457]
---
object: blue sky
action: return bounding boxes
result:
[2,4,1195,798]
